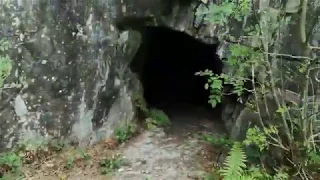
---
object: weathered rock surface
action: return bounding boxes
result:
[0,0,319,151]
[0,0,217,151]
[0,0,142,151]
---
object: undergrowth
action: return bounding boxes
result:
[134,93,171,129]
[0,138,126,179]
[114,122,138,143]
[0,139,66,179]
[197,0,320,179]
[99,153,124,175]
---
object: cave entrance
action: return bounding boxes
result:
[129,25,226,133]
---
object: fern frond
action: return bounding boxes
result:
[219,142,247,179]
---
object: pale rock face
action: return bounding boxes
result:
[0,0,142,151]
[0,0,197,151]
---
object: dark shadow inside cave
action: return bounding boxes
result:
[127,24,226,134]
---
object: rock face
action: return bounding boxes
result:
[0,0,213,151]
[0,0,140,151]
[0,0,319,151]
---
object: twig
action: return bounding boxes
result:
[266,52,313,61]
[310,46,320,50]
[268,140,289,151]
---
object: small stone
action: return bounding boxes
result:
[118,168,124,172]
[184,150,191,155]
[45,163,55,168]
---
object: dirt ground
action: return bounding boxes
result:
[21,104,227,180]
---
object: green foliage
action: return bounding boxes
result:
[62,148,93,170]
[0,173,23,180]
[207,74,223,107]
[78,149,92,161]
[308,151,320,164]
[145,118,158,130]
[0,39,12,88]
[195,70,223,107]
[218,142,289,180]
[0,152,22,173]
[16,138,66,155]
[134,92,149,114]
[227,44,263,71]
[197,0,320,178]
[200,133,234,148]
[114,123,137,143]
[143,108,171,130]
[196,43,264,106]
[133,92,170,128]
[196,0,251,26]
[65,157,74,169]
[219,142,247,179]
[202,2,236,25]
[243,126,278,152]
[146,108,170,127]
[100,154,124,175]
[195,0,259,106]
[0,152,23,179]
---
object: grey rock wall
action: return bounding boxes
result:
[0,0,202,152]
[0,0,141,152]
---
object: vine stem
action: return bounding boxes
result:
[300,0,308,44]
[299,0,313,150]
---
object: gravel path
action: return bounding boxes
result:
[113,104,226,180]
[113,129,203,180]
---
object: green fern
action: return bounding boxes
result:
[217,142,289,180]
[219,142,249,180]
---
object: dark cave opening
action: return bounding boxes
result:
[128,25,224,123]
